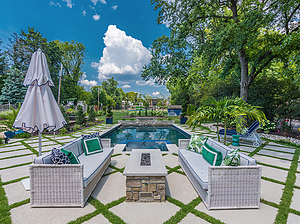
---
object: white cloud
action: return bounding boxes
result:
[49,1,61,7]
[152,92,161,96]
[80,73,98,87]
[136,79,159,87]
[82,10,87,16]
[112,5,118,10]
[89,5,95,11]
[93,14,100,21]
[63,0,73,8]
[90,0,98,6]
[100,0,106,4]
[122,85,131,89]
[92,25,151,82]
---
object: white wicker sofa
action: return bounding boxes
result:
[30,137,113,207]
[178,138,262,210]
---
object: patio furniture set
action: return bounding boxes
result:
[29,122,262,211]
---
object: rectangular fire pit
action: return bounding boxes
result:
[123,149,168,202]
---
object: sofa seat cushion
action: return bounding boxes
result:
[79,147,114,188]
[179,149,210,190]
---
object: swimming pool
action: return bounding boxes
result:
[101,125,190,151]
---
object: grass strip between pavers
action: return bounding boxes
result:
[111,153,122,158]
[259,147,295,155]
[20,141,38,156]
[0,148,29,154]
[261,176,286,186]
[0,176,11,224]
[2,176,29,186]
[166,165,185,175]
[109,164,124,173]
[165,196,225,224]
[248,140,269,157]
[9,198,30,210]
[274,148,300,224]
[42,135,65,145]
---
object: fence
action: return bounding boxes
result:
[0,104,18,111]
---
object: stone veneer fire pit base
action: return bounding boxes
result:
[126,176,166,202]
[123,149,168,203]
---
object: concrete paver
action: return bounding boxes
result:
[261,165,288,183]
[264,145,295,153]
[253,155,292,169]
[295,173,300,187]
[258,149,294,160]
[0,155,35,168]
[83,214,110,224]
[166,172,198,204]
[261,180,284,204]
[110,201,180,224]
[287,213,300,224]
[0,165,30,182]
[110,154,129,169]
[163,154,179,168]
[92,172,126,205]
[179,213,210,224]
[0,149,33,159]
[291,189,300,211]
[3,182,30,205]
[195,203,277,224]
[0,145,26,151]
[11,203,95,224]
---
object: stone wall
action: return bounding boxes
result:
[126,176,166,202]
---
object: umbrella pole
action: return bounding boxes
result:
[39,131,42,156]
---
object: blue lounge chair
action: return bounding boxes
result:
[4,130,24,143]
[218,121,262,147]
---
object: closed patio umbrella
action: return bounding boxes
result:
[13,49,66,156]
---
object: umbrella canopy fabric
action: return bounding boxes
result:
[23,49,54,87]
[13,49,66,155]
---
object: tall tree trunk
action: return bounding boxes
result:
[238,49,250,102]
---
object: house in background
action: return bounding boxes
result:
[168,105,182,116]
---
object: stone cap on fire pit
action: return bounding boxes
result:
[123,149,167,176]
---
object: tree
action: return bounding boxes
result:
[90,86,107,109]
[76,105,86,126]
[151,0,300,102]
[55,40,86,105]
[0,38,7,94]
[101,77,123,109]
[0,68,27,105]
[142,94,152,116]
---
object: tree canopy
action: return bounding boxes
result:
[145,0,300,102]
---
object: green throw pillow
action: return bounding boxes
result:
[223,148,240,166]
[82,137,103,156]
[186,135,207,154]
[60,148,80,164]
[202,142,223,166]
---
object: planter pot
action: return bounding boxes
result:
[180,117,187,124]
[106,117,113,124]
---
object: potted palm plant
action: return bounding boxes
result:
[106,101,113,124]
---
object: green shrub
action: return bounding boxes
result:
[138,109,141,116]
[0,104,21,131]
[13,132,31,138]
[60,105,70,130]
[88,122,94,126]
[260,120,276,133]
[88,105,96,122]
[72,124,81,131]
[187,104,196,116]
[76,105,86,126]
[59,127,67,135]
[0,137,3,144]
[106,101,113,117]
[103,106,106,115]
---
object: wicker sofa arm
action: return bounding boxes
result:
[29,164,84,207]
[178,139,190,149]
[208,165,262,209]
[101,138,111,148]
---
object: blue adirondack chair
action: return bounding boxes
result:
[218,121,262,147]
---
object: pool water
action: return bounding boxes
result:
[101,125,190,151]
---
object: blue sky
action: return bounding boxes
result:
[0,0,170,97]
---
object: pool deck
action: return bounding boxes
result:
[1,123,300,223]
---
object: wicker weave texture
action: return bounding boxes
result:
[30,164,84,207]
[178,139,190,149]
[208,166,261,209]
